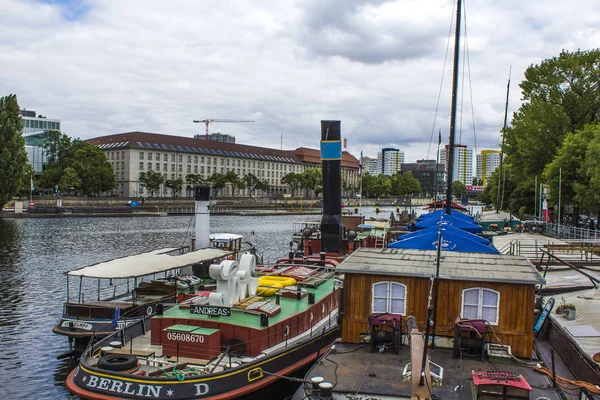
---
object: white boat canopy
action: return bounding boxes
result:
[66,248,233,279]
[210,233,243,242]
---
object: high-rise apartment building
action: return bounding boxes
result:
[439,144,473,186]
[401,159,446,196]
[476,150,501,185]
[380,148,405,176]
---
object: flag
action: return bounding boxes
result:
[30,176,34,191]
[438,129,442,145]
[343,138,348,149]
[112,307,121,329]
[358,151,363,177]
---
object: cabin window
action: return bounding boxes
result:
[371,281,406,314]
[461,288,499,325]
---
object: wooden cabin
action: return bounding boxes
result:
[337,248,544,358]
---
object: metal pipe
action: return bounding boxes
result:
[551,347,556,388]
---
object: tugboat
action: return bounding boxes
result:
[66,120,372,399]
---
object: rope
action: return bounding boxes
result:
[351,345,385,398]
[534,365,600,394]
[261,370,307,383]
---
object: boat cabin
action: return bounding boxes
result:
[337,247,544,358]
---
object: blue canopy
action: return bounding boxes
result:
[388,227,498,253]
[397,225,490,245]
[418,209,474,222]
[414,214,482,234]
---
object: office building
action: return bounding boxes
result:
[401,159,446,196]
[88,131,359,198]
[19,109,62,174]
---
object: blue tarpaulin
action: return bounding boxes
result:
[396,225,490,245]
[417,209,475,222]
[414,214,482,233]
[388,227,498,253]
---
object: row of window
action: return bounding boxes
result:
[137,162,285,180]
[136,152,298,172]
[23,118,60,131]
[372,282,499,324]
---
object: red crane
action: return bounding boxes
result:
[193,119,254,140]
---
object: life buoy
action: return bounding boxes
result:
[98,354,138,372]
[257,276,297,296]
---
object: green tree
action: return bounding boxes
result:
[0,94,28,208]
[574,124,600,216]
[208,172,228,197]
[165,177,184,197]
[281,172,302,196]
[543,123,598,216]
[185,174,205,187]
[391,172,421,197]
[43,130,72,166]
[452,181,467,199]
[139,170,164,197]
[224,170,245,197]
[243,173,266,197]
[300,168,322,198]
[502,49,600,210]
[58,167,80,194]
[64,140,114,195]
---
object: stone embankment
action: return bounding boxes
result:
[1,196,432,218]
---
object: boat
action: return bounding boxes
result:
[292,2,568,399]
[53,246,235,358]
[66,120,376,399]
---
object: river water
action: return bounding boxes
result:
[0,206,406,399]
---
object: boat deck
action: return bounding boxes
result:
[154,277,336,330]
[296,342,562,399]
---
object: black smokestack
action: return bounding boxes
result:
[320,120,342,254]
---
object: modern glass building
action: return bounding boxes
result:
[19,109,62,174]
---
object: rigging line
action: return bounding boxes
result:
[426,0,456,161]
[464,7,478,156]
[458,3,467,146]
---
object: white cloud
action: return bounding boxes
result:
[1,0,599,165]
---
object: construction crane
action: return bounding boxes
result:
[192,119,254,140]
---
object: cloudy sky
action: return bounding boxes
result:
[2,0,599,162]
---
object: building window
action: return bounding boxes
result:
[171,163,175,171]
[163,164,168,171]
[116,163,120,170]
[121,171,124,180]
[147,162,152,170]
[194,165,198,173]
[461,288,500,324]
[372,281,406,314]
[227,159,230,166]
[121,161,124,169]
[171,154,175,162]
[178,155,183,162]
[213,157,217,165]
[148,153,152,161]
[156,163,160,170]
[139,162,143,170]
[116,152,120,160]
[201,166,204,173]
[187,155,191,163]
[221,159,225,166]
[207,166,211,174]
[243,161,246,167]
[201,157,205,163]
[164,154,168,161]
[171,174,175,179]
[194,156,198,164]
[111,153,114,160]
[178,165,182,172]
[187,165,191,173]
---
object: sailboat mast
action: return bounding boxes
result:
[496,70,511,212]
[445,0,462,215]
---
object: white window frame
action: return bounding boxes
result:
[460,287,500,325]
[371,281,406,315]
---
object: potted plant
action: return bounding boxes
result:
[555,297,567,315]
[564,304,576,320]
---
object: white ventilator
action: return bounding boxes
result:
[209,255,257,306]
